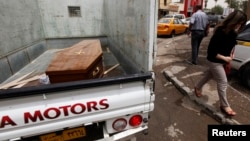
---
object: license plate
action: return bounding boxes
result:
[40,127,86,141]
[62,127,86,140]
[40,133,63,141]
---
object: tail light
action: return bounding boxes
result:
[129,115,142,127]
[112,118,127,131]
[112,115,143,131]
[164,25,169,28]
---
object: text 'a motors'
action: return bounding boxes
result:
[0,99,109,128]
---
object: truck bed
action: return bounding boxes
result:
[0,43,152,99]
[0,44,126,89]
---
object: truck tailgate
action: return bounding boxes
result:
[0,73,154,140]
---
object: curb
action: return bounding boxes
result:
[163,70,240,125]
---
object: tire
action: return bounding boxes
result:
[170,30,175,37]
[184,28,188,34]
[240,64,250,89]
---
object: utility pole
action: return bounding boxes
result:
[158,0,160,18]
[248,0,250,19]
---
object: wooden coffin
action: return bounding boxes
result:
[45,39,104,84]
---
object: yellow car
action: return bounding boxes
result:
[157,17,189,36]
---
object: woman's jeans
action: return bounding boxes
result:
[196,61,230,107]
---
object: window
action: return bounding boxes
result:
[164,0,167,6]
[68,6,81,17]
[174,19,179,24]
[164,15,173,18]
[175,15,183,20]
[158,18,171,23]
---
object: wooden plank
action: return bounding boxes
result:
[0,71,34,89]
[12,83,27,89]
[104,64,120,75]
[5,75,42,89]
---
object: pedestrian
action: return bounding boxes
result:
[187,5,210,65]
[194,10,247,116]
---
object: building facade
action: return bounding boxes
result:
[159,0,229,18]
[158,0,198,18]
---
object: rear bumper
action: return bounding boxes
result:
[157,28,171,36]
[157,30,171,35]
[97,126,148,141]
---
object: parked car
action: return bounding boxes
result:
[164,14,186,23]
[231,23,250,88]
[217,15,226,24]
[157,17,189,37]
[206,12,219,27]
[246,20,250,25]
[183,17,190,26]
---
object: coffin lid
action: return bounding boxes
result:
[46,39,102,74]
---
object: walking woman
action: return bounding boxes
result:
[194,10,247,116]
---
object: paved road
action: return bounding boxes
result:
[135,31,250,141]
[135,34,219,141]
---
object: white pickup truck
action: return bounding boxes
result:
[0,0,157,141]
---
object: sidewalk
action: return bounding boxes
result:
[157,32,250,125]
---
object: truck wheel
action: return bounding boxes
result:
[240,64,250,89]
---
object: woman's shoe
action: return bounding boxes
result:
[220,107,237,116]
[194,87,202,97]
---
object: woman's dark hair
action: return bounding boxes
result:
[215,10,247,34]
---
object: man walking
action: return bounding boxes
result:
[187,5,209,65]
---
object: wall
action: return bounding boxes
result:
[38,0,105,38]
[0,0,157,83]
[207,0,228,9]
[39,0,156,72]
[0,0,45,83]
[103,0,157,73]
